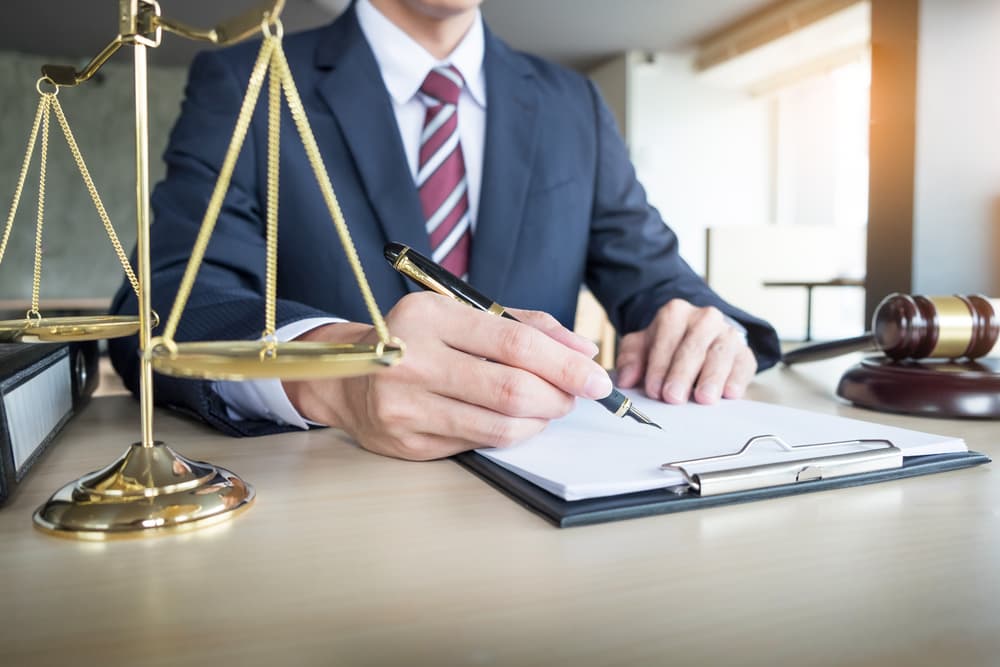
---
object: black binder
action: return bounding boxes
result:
[0,341,99,506]
[454,449,991,528]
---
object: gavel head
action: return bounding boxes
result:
[873,293,1000,360]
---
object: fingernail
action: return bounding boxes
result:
[724,383,745,399]
[617,364,636,386]
[663,381,687,403]
[698,383,721,402]
[645,380,662,400]
[584,371,613,399]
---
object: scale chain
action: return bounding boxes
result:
[161,23,394,350]
[160,35,277,345]
[263,37,281,346]
[273,39,391,344]
[0,95,47,271]
[1,79,143,322]
[50,95,141,296]
[30,94,50,317]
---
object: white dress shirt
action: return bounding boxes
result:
[214,0,487,428]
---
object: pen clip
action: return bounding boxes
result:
[387,243,508,317]
[391,247,467,305]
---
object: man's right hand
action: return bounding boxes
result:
[282,292,613,460]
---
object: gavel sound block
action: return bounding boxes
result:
[784,294,1000,419]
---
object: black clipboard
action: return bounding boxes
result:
[454,448,991,528]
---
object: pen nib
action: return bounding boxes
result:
[627,405,662,429]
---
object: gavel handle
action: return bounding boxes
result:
[781,333,878,365]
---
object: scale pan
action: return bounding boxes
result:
[149,339,404,381]
[0,314,141,342]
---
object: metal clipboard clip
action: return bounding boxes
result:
[660,435,903,496]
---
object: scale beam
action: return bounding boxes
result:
[41,0,286,87]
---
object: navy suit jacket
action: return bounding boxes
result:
[109,5,780,436]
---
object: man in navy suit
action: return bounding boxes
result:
[109,0,780,460]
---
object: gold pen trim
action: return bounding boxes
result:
[614,397,632,418]
[394,247,509,317]
[393,249,466,306]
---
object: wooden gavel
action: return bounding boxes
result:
[781,293,1000,365]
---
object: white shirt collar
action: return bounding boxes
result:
[355,0,486,108]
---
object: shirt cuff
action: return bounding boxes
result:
[724,315,748,341]
[213,317,345,428]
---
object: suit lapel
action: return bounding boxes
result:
[313,9,430,294]
[468,30,539,300]
[311,11,539,298]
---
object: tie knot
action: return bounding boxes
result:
[420,65,464,106]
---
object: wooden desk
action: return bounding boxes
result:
[2,357,998,666]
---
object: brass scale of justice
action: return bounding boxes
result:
[0,0,404,538]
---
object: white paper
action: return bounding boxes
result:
[476,391,967,501]
[4,355,73,474]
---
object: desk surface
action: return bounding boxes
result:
[2,357,999,666]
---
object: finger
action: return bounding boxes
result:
[433,351,576,420]
[614,331,648,388]
[692,329,742,404]
[722,347,758,399]
[507,307,599,358]
[658,306,726,404]
[437,307,613,400]
[429,395,551,448]
[367,394,550,460]
[641,309,687,400]
[385,324,576,420]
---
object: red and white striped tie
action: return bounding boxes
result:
[418,65,471,278]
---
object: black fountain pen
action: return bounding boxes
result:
[384,243,662,429]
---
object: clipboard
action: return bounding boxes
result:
[453,443,991,528]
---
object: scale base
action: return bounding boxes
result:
[837,356,1000,419]
[33,441,254,539]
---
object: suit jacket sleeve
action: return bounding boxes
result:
[581,80,781,370]
[108,48,332,436]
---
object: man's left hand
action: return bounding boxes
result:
[614,299,757,404]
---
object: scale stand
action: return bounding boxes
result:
[1,0,403,539]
